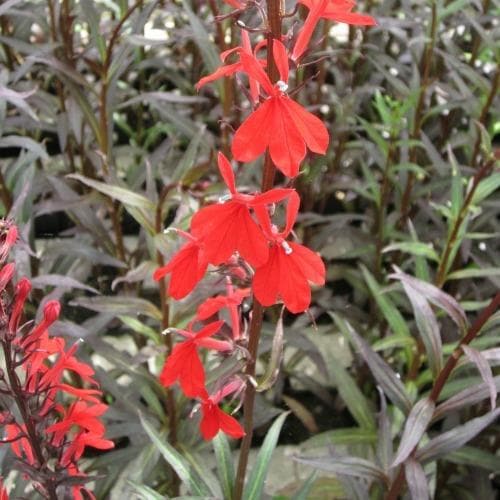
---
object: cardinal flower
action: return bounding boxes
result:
[191,152,292,267]
[231,40,329,177]
[153,230,208,300]
[199,380,245,440]
[196,30,265,104]
[253,191,325,313]
[197,278,250,340]
[159,321,231,398]
[61,430,114,465]
[292,0,376,61]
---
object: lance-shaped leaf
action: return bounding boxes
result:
[404,458,430,500]
[392,397,435,468]
[243,412,289,500]
[433,376,500,422]
[462,345,496,410]
[390,268,467,332]
[139,414,212,496]
[400,280,443,379]
[257,312,284,391]
[334,315,412,414]
[376,388,392,472]
[416,408,500,464]
[295,455,388,483]
[213,433,235,500]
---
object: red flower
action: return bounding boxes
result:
[5,423,35,465]
[196,30,264,104]
[45,401,109,446]
[199,380,245,440]
[197,279,250,340]
[231,40,329,177]
[253,191,325,313]
[200,399,245,440]
[159,321,231,398]
[191,152,292,267]
[153,231,208,300]
[61,430,114,465]
[292,0,376,61]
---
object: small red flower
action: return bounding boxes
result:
[196,30,264,104]
[199,380,245,440]
[200,399,245,440]
[61,430,114,465]
[292,0,376,61]
[231,40,329,177]
[191,152,292,267]
[253,191,325,313]
[153,231,208,299]
[159,321,231,398]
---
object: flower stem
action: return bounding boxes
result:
[233,1,281,498]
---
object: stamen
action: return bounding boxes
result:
[281,241,293,255]
[276,80,288,92]
[218,194,232,203]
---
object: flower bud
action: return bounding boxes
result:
[43,301,61,325]
[0,263,15,293]
[9,278,32,333]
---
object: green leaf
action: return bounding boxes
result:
[71,296,162,320]
[291,472,317,500]
[213,433,235,500]
[382,242,439,262]
[68,173,155,210]
[445,446,500,472]
[360,265,411,339]
[446,267,500,281]
[242,412,289,500]
[326,349,376,430]
[126,482,166,499]
[471,173,500,205]
[301,428,377,449]
[257,313,284,392]
[172,127,206,183]
[139,414,212,497]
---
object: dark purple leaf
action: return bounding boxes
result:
[404,458,429,500]
[392,397,435,468]
[462,345,496,410]
[417,408,500,464]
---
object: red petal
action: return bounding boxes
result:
[179,346,207,398]
[232,100,273,163]
[253,246,281,307]
[196,62,241,90]
[283,191,300,238]
[269,98,306,177]
[272,39,289,83]
[278,247,312,313]
[200,402,220,440]
[239,51,274,95]
[250,187,294,206]
[288,242,326,285]
[159,342,192,387]
[217,152,236,193]
[281,97,329,154]
[197,296,228,319]
[154,242,207,299]
[194,320,224,340]
[218,408,245,439]
[291,3,325,61]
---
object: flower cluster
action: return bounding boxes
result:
[0,222,114,499]
[155,0,374,440]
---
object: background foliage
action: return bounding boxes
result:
[0,0,498,498]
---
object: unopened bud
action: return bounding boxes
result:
[0,263,15,292]
[43,300,61,324]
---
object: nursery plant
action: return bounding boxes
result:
[0,0,499,499]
